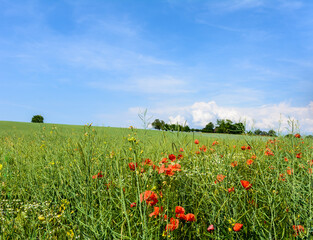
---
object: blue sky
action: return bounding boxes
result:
[0,0,312,133]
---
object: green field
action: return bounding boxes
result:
[0,121,312,239]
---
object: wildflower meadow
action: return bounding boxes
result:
[0,121,312,239]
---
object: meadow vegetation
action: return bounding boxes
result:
[0,121,312,239]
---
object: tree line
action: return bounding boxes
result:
[246,129,277,137]
[152,118,279,136]
[151,119,245,134]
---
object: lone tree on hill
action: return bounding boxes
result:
[31,115,44,123]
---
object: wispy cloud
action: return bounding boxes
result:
[195,19,273,42]
[235,60,300,80]
[89,76,194,94]
[211,0,264,12]
[277,58,313,68]
[195,20,244,33]
[279,0,304,10]
[207,0,304,12]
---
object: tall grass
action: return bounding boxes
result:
[0,121,312,239]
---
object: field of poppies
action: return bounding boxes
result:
[0,121,312,239]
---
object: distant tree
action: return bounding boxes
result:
[151,119,165,130]
[268,129,277,137]
[231,122,245,134]
[31,115,44,123]
[163,123,169,131]
[224,119,234,133]
[183,125,190,132]
[191,128,201,132]
[215,119,226,133]
[215,119,244,134]
[254,129,262,135]
[305,135,313,139]
[247,130,254,135]
[169,124,178,131]
[202,122,214,133]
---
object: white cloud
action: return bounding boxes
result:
[169,115,187,125]
[189,101,313,133]
[132,101,313,133]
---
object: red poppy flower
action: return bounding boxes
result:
[144,158,153,166]
[185,213,196,222]
[177,154,183,160]
[207,224,214,232]
[165,218,179,231]
[163,163,181,176]
[176,213,187,220]
[169,154,176,161]
[246,159,253,165]
[215,174,226,183]
[241,146,246,150]
[130,202,136,208]
[228,187,235,193]
[247,146,251,150]
[212,141,218,146]
[179,148,184,152]
[149,206,161,218]
[293,225,304,236]
[165,169,175,176]
[264,148,274,156]
[158,164,165,174]
[294,133,301,138]
[160,158,168,164]
[92,171,104,179]
[251,155,257,159]
[200,145,207,152]
[286,167,293,175]
[279,173,285,181]
[231,161,238,167]
[233,223,243,232]
[296,153,302,159]
[240,180,252,190]
[194,139,199,144]
[175,206,186,220]
[195,151,200,154]
[171,163,182,172]
[140,190,158,206]
[268,139,275,144]
[284,157,288,162]
[175,206,185,215]
[128,162,137,171]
